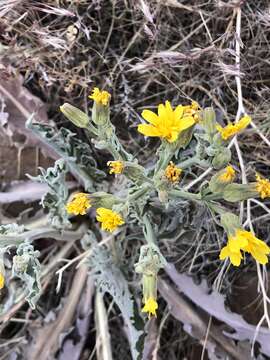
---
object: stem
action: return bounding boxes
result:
[128,185,151,202]
[0,224,88,248]
[142,215,156,245]
[169,189,201,202]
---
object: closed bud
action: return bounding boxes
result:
[222,183,258,202]
[91,192,121,208]
[174,127,194,149]
[123,162,147,183]
[201,107,216,134]
[92,102,110,126]
[220,212,241,235]
[60,103,89,128]
[212,147,231,169]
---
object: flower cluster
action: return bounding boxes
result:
[60,87,270,319]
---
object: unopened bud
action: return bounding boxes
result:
[223,183,258,202]
[60,103,89,128]
[212,147,231,169]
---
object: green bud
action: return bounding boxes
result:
[201,107,216,134]
[91,192,121,208]
[142,273,157,304]
[175,126,195,149]
[220,212,241,235]
[135,244,166,275]
[212,147,231,169]
[60,103,89,128]
[123,162,147,183]
[222,183,258,202]
[92,102,110,126]
[209,166,235,193]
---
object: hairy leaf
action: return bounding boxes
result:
[28,159,70,229]
[84,233,144,360]
[26,118,105,191]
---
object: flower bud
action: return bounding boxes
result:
[211,147,231,169]
[201,107,216,134]
[220,212,241,235]
[60,103,89,128]
[209,165,236,193]
[222,183,258,202]
[89,88,111,126]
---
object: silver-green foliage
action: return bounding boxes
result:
[82,233,144,360]
[28,159,70,229]
[12,242,41,309]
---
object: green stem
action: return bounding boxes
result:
[142,215,156,245]
[128,185,151,202]
[0,224,87,248]
[203,193,223,201]
[169,189,201,202]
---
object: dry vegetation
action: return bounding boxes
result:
[1,1,270,359]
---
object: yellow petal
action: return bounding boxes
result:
[219,246,229,260]
[137,124,161,137]
[158,103,166,118]
[174,105,184,119]
[141,110,159,125]
[230,253,242,266]
[177,116,195,131]
[238,115,251,129]
[165,100,173,112]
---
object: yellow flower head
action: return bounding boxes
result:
[89,87,111,106]
[66,193,91,216]
[142,297,158,317]
[216,115,251,140]
[219,232,247,266]
[138,101,195,143]
[0,273,4,289]
[256,173,270,199]
[96,207,124,232]
[165,161,182,183]
[240,230,270,265]
[220,229,270,266]
[107,160,124,175]
[218,165,236,183]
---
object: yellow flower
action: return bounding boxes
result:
[220,229,270,266]
[66,193,91,215]
[219,233,247,266]
[256,173,270,199]
[165,161,182,183]
[142,297,158,317]
[216,115,251,140]
[107,160,124,175]
[240,230,270,265]
[218,165,236,183]
[89,87,111,106]
[138,101,195,143]
[0,273,4,289]
[96,207,124,232]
